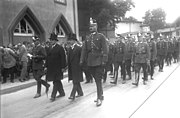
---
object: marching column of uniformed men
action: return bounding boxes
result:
[27,17,180,107]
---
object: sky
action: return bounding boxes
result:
[125,0,180,23]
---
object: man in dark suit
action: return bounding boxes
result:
[80,18,108,107]
[67,33,84,100]
[46,32,67,102]
[32,36,50,98]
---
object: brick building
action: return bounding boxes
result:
[0,0,78,46]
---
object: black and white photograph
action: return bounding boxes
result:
[0,0,180,118]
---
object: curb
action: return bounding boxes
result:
[0,74,68,95]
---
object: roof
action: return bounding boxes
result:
[118,31,153,37]
[157,27,180,33]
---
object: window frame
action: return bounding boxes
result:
[54,0,67,5]
[54,23,66,38]
[14,18,34,36]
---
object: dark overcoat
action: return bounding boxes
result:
[67,44,83,83]
[46,44,66,81]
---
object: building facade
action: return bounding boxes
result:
[0,0,79,46]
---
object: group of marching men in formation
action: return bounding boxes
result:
[103,34,180,86]
[0,19,180,107]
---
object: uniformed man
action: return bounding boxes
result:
[156,35,168,72]
[165,37,173,66]
[147,35,157,80]
[32,36,50,98]
[125,34,135,80]
[132,33,150,86]
[80,18,108,107]
[110,36,126,84]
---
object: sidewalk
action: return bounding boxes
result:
[0,72,68,95]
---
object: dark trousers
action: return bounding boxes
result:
[2,66,15,82]
[70,82,83,97]
[33,69,49,94]
[82,65,93,82]
[166,52,172,65]
[125,59,131,79]
[88,66,103,100]
[134,63,148,81]
[51,79,65,98]
[150,60,155,77]
[114,61,126,82]
[158,55,165,70]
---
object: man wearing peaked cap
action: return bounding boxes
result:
[80,17,108,107]
[31,35,50,98]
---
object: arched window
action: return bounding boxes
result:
[14,18,34,36]
[54,23,65,37]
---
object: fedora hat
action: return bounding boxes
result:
[49,32,58,41]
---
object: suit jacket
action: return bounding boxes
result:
[32,44,46,70]
[46,44,66,81]
[80,32,108,67]
[67,44,83,83]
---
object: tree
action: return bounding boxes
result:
[143,8,166,32]
[174,17,180,27]
[84,0,135,28]
[123,16,138,22]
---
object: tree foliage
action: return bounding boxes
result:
[84,0,135,28]
[174,16,180,27]
[143,8,166,32]
[123,16,138,22]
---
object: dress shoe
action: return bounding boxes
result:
[96,99,102,107]
[56,93,65,98]
[122,80,126,84]
[33,93,41,98]
[76,94,83,98]
[50,97,55,102]
[143,81,147,85]
[94,96,104,102]
[45,84,50,94]
[132,82,138,86]
[19,79,24,82]
[10,80,14,83]
[68,96,75,100]
[85,81,90,84]
[110,81,117,84]
[2,81,6,84]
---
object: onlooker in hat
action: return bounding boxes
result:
[66,33,84,100]
[32,35,50,98]
[45,32,66,102]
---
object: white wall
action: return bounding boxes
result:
[115,22,142,35]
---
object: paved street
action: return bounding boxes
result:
[1,63,180,118]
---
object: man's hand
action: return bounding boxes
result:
[61,68,66,72]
